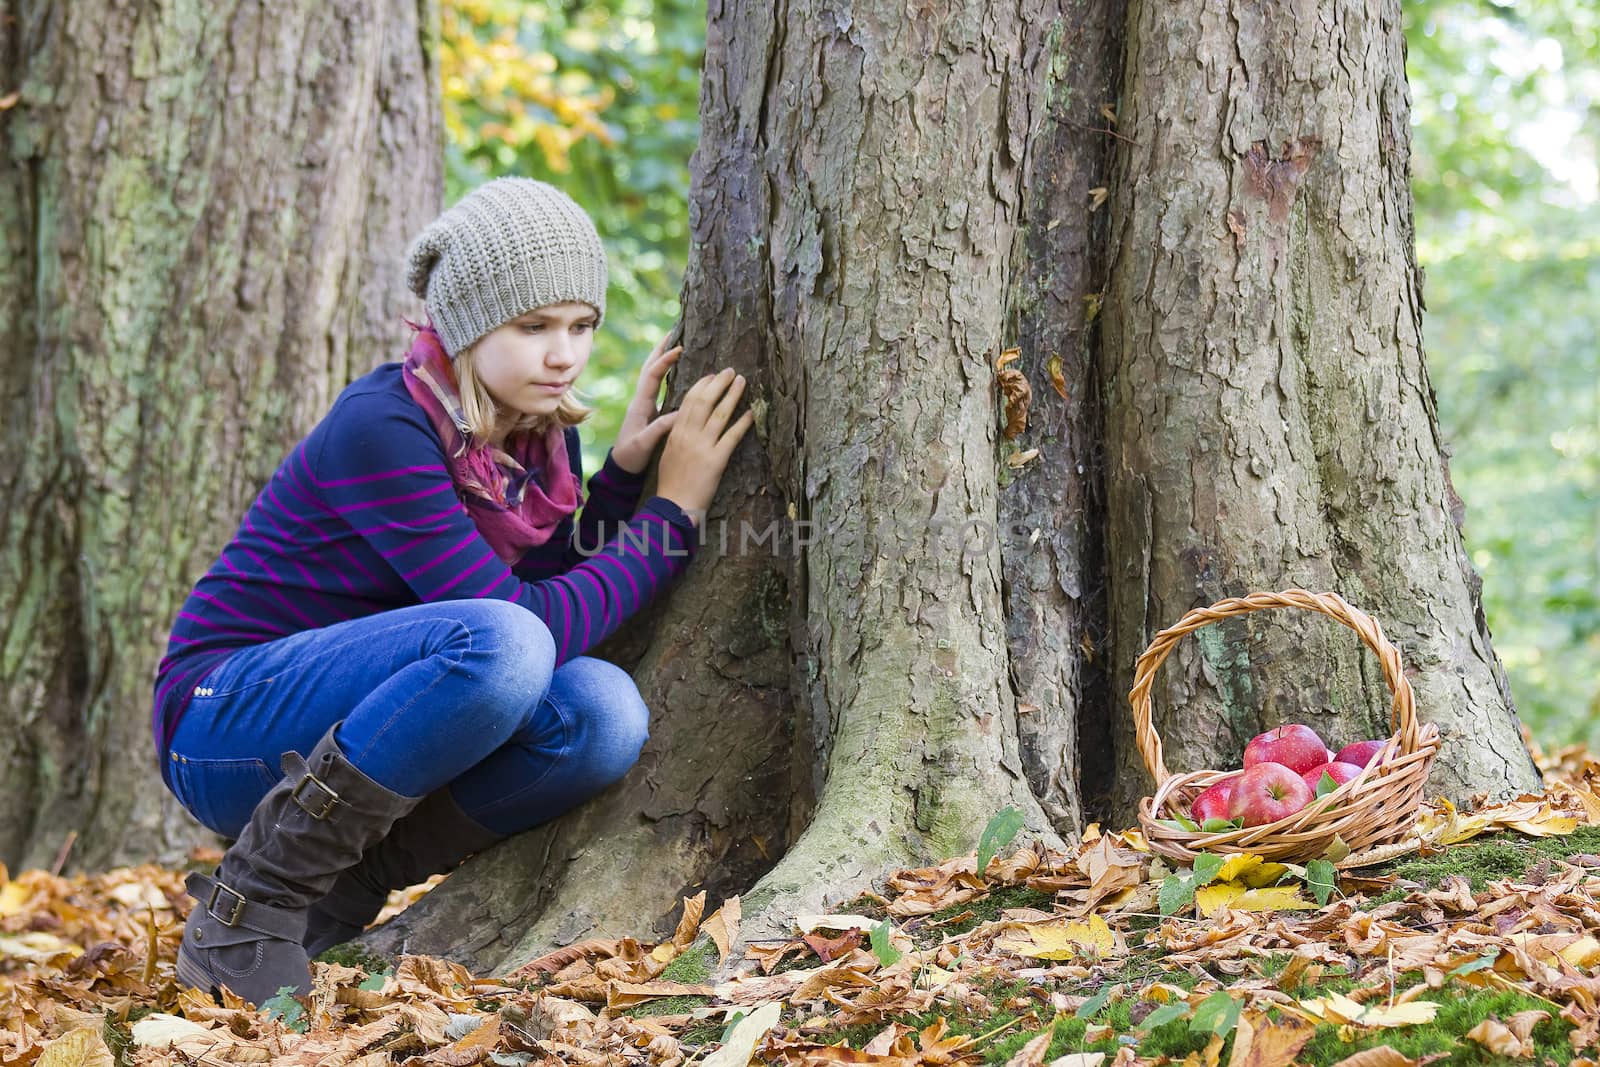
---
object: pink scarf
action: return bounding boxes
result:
[399,319,579,563]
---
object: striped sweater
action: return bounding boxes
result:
[152,363,698,785]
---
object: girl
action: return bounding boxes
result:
[154,177,753,1005]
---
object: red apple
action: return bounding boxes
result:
[1335,739,1387,768]
[1190,776,1237,823]
[1243,724,1330,775]
[1300,761,1363,795]
[1228,763,1315,827]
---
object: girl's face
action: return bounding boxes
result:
[470,300,598,418]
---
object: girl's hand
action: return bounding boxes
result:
[610,336,684,476]
[655,368,755,522]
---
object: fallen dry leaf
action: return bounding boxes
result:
[994,915,1121,960]
[35,1027,114,1067]
[1225,1011,1313,1067]
[702,1001,781,1067]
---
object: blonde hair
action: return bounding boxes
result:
[453,342,595,446]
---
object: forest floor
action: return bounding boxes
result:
[8,740,1600,1067]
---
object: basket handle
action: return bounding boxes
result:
[1129,589,1419,787]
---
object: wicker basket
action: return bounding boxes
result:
[1133,589,1441,867]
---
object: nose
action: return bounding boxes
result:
[546,334,578,370]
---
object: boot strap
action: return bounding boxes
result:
[291,772,343,819]
[185,872,307,942]
[280,750,345,819]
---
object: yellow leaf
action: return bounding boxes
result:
[0,931,82,962]
[1196,882,1245,918]
[1559,935,1600,968]
[1197,883,1313,918]
[995,915,1118,960]
[1504,813,1578,837]
[1507,931,1600,969]
[1145,982,1192,1003]
[36,1028,114,1067]
[1214,855,1265,883]
[1047,356,1068,402]
[0,881,29,917]
[1119,830,1150,852]
[1239,863,1291,889]
[1298,992,1438,1029]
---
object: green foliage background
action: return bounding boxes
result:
[441,0,1597,745]
[1406,0,1599,746]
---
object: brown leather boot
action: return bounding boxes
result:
[303,787,507,959]
[175,725,421,1006]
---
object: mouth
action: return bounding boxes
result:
[537,381,571,394]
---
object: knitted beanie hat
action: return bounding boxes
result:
[404,177,608,358]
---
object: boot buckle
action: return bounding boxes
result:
[206,880,248,927]
[292,772,342,819]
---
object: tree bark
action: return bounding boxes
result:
[0,0,443,869]
[370,0,1114,967]
[1097,0,1542,815]
[999,2,1126,833]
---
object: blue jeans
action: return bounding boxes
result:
[165,600,649,839]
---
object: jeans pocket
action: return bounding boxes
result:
[170,756,279,838]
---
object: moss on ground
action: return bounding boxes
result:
[1364,825,1600,898]
[1299,985,1572,1065]
[314,941,392,972]
[660,941,716,983]
[625,942,718,1019]
[915,885,1055,943]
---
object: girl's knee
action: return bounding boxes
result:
[564,659,650,781]
[452,600,557,722]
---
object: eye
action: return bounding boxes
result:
[520,323,545,333]
[573,322,595,333]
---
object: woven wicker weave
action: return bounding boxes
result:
[1133,589,1441,867]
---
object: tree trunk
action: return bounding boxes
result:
[368,0,1544,973]
[1097,0,1542,815]
[370,0,1118,967]
[999,3,1126,832]
[0,0,443,870]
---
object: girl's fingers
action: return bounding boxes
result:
[646,410,678,443]
[717,407,756,453]
[638,345,682,402]
[678,370,729,426]
[647,344,683,378]
[708,372,746,427]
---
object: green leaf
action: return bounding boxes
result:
[261,986,307,1033]
[1136,1001,1191,1031]
[1305,859,1338,906]
[358,969,391,992]
[1447,952,1501,977]
[1158,873,1196,916]
[1315,772,1341,798]
[1320,835,1352,863]
[869,920,902,968]
[1173,812,1201,832]
[1188,990,1242,1037]
[720,1010,748,1042]
[976,805,1025,874]
[1200,817,1242,833]
[1190,852,1226,888]
[1075,984,1115,1020]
